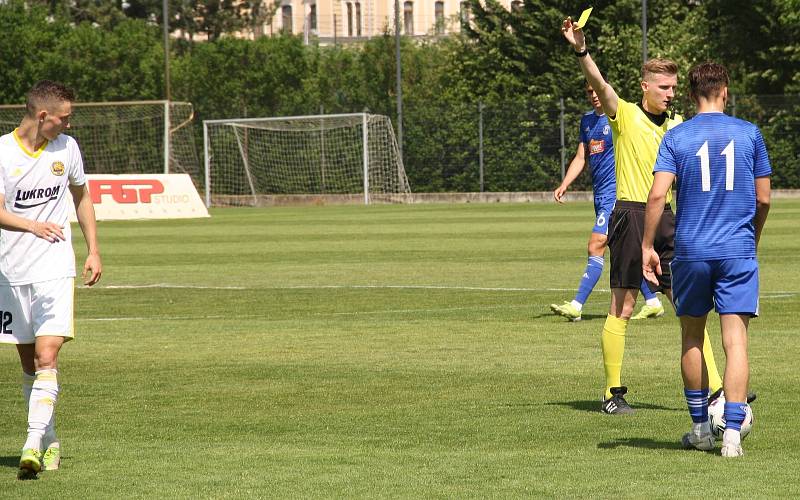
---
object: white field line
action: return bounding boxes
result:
[97,284,247,290]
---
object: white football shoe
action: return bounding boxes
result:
[721,443,744,457]
[682,430,715,451]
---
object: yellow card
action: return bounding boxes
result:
[574,7,593,30]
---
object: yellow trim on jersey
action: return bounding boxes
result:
[608,98,683,203]
[13,128,49,158]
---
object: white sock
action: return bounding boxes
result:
[22,371,58,448]
[645,297,661,307]
[23,369,59,451]
[570,300,583,311]
[21,371,35,406]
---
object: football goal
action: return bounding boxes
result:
[203,113,411,206]
[0,100,202,188]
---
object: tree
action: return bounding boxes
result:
[0,1,66,103]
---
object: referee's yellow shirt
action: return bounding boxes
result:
[609,98,683,203]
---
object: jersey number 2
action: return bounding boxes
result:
[696,140,734,192]
[1,311,11,334]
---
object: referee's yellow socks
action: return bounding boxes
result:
[703,328,723,394]
[602,314,628,400]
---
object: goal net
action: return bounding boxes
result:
[0,101,202,188]
[203,113,411,206]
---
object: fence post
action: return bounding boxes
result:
[731,93,737,117]
[559,97,566,180]
[479,100,484,193]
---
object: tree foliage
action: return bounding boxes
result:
[1,0,798,191]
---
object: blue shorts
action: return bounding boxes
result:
[592,197,615,235]
[670,258,760,317]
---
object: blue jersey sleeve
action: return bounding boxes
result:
[653,130,678,175]
[753,127,772,178]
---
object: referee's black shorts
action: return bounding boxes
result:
[608,200,674,292]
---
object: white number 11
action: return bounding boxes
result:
[696,140,735,192]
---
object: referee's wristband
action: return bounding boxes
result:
[573,48,588,58]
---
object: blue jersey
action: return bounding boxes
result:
[653,112,772,261]
[579,111,616,200]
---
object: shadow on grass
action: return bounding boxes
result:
[533,313,608,322]
[546,400,683,413]
[0,456,19,469]
[597,437,686,451]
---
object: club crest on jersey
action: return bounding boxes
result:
[603,125,610,135]
[51,161,65,176]
[14,185,60,209]
[589,139,605,155]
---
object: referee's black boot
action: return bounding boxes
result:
[601,386,635,415]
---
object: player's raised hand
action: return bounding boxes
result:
[83,253,102,286]
[30,221,65,243]
[642,247,661,286]
[553,184,568,203]
[561,17,586,51]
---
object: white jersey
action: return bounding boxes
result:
[0,129,86,285]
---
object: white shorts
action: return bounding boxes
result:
[0,278,74,345]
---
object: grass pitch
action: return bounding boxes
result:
[1,200,799,497]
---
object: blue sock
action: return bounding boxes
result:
[640,278,657,301]
[724,401,748,432]
[684,388,709,423]
[574,256,604,305]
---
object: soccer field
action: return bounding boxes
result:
[1,200,799,497]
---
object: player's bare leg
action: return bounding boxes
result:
[17,336,64,477]
[679,314,715,451]
[663,289,724,396]
[720,314,750,457]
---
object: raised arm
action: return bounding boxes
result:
[554,142,587,203]
[754,176,771,248]
[561,17,619,117]
[69,183,102,286]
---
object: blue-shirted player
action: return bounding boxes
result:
[551,79,664,322]
[642,62,771,458]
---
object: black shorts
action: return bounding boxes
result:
[608,201,674,292]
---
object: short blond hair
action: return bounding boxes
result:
[641,58,678,81]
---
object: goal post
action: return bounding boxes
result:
[0,100,202,188]
[203,113,411,207]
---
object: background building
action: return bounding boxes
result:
[264,0,515,42]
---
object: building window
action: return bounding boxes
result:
[281,5,293,33]
[346,2,353,36]
[435,1,444,34]
[510,0,522,12]
[404,1,413,34]
[460,1,470,30]
[355,2,362,37]
[310,3,317,31]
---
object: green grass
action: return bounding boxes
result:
[1,200,799,498]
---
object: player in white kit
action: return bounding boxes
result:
[0,81,102,479]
